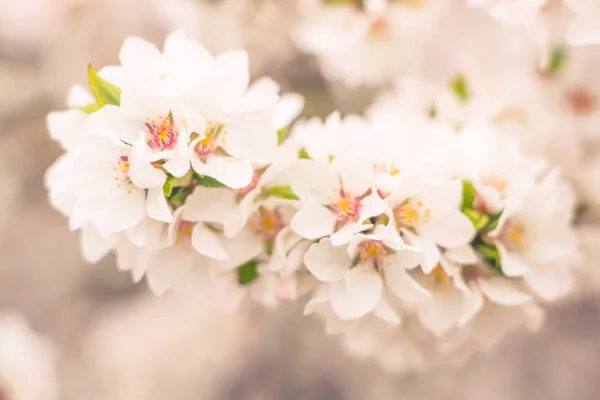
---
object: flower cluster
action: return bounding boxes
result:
[469,0,600,49]
[294,0,447,87]
[296,0,600,88]
[46,30,581,372]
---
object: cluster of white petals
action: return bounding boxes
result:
[469,0,600,49]
[46,28,583,373]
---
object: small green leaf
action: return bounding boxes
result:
[168,187,190,208]
[88,64,121,107]
[298,148,311,159]
[164,170,194,197]
[450,74,469,103]
[481,210,503,233]
[277,126,289,145]
[547,48,566,77]
[163,181,174,197]
[461,180,475,212]
[79,103,101,114]
[237,259,260,286]
[474,241,505,276]
[263,185,299,201]
[194,174,225,188]
[464,208,485,229]
[324,0,364,6]
[477,242,499,259]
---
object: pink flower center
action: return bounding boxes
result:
[253,207,285,240]
[356,240,388,273]
[195,122,226,158]
[368,17,391,39]
[566,87,597,115]
[145,115,178,150]
[176,220,196,246]
[501,219,535,253]
[331,189,361,222]
[394,200,430,228]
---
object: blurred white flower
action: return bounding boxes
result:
[0,312,58,400]
[295,0,446,87]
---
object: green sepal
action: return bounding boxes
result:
[473,241,505,276]
[461,180,475,212]
[88,64,121,107]
[298,148,311,159]
[450,74,469,103]
[277,126,289,145]
[547,48,566,77]
[193,174,225,188]
[79,103,101,114]
[262,185,299,201]
[237,259,260,286]
[464,209,491,231]
[480,210,503,234]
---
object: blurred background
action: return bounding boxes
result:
[1,0,600,399]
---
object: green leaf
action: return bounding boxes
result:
[298,148,311,159]
[237,259,260,286]
[263,185,299,201]
[547,48,566,76]
[194,174,225,188]
[477,242,499,259]
[88,64,121,107]
[168,187,190,208]
[461,180,475,212]
[79,103,101,114]
[324,0,364,6]
[474,241,505,276]
[164,170,194,197]
[277,126,289,145]
[464,209,488,230]
[450,74,469,103]
[480,210,503,233]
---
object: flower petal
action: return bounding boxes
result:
[80,224,116,263]
[458,284,484,326]
[403,231,440,273]
[146,187,172,223]
[289,159,339,204]
[384,258,431,303]
[304,238,350,282]
[417,209,475,248]
[191,224,229,261]
[373,298,401,326]
[478,277,531,306]
[330,268,383,320]
[497,242,529,277]
[223,107,277,164]
[119,36,162,71]
[524,264,573,301]
[203,155,254,190]
[290,203,336,240]
[275,93,305,130]
[418,291,462,336]
[330,221,370,246]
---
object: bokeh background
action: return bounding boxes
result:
[1,0,600,399]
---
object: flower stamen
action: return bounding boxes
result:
[146,114,178,150]
[331,189,361,222]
